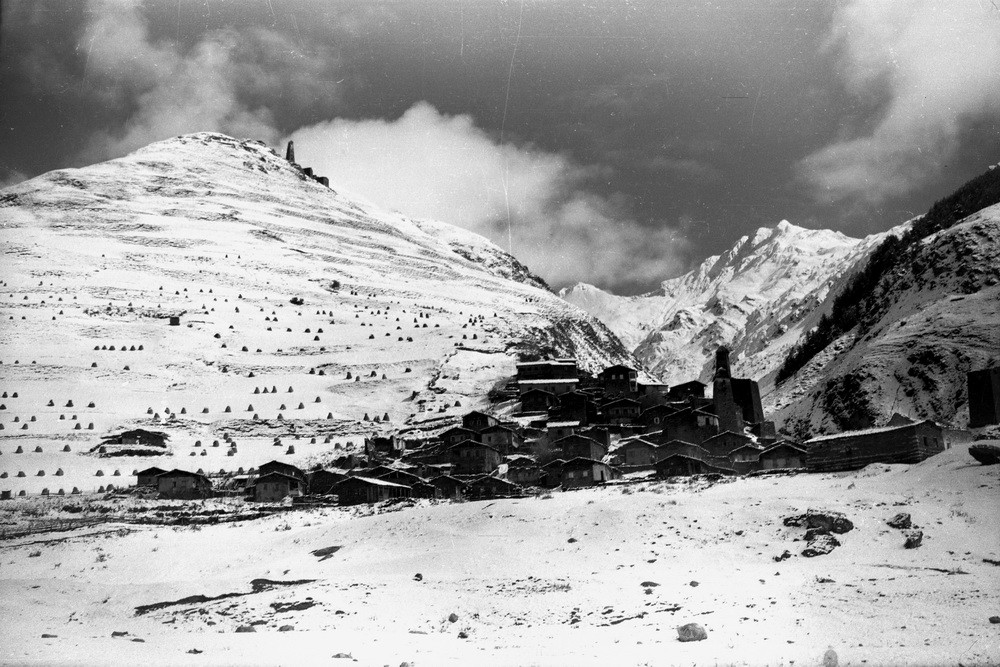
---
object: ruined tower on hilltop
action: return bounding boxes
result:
[285,140,295,163]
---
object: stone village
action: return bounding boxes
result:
[112,347,997,506]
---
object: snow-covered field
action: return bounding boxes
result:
[0,133,633,497]
[1,446,997,665]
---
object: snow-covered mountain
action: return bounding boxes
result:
[768,205,1000,436]
[0,132,636,496]
[561,220,899,387]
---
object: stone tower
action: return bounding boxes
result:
[713,346,743,433]
[714,346,732,379]
[285,140,295,163]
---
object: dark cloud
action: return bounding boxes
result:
[2,0,997,294]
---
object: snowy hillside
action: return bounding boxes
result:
[561,220,898,386]
[0,132,635,497]
[768,205,1000,436]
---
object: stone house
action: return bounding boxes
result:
[102,429,169,448]
[805,420,945,472]
[702,431,754,459]
[515,359,578,382]
[377,469,426,488]
[599,364,638,395]
[639,404,678,431]
[655,454,731,478]
[428,474,468,499]
[554,434,607,461]
[480,424,524,454]
[727,443,764,474]
[561,457,617,488]
[441,427,480,447]
[758,441,807,470]
[603,397,641,424]
[462,410,499,432]
[157,469,212,499]
[450,441,502,475]
[333,476,411,505]
[505,456,541,486]
[617,438,659,466]
[468,476,521,499]
[520,388,559,413]
[309,468,349,495]
[254,471,304,502]
[135,466,166,487]
[668,380,706,401]
[518,378,579,396]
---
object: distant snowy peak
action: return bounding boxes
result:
[562,219,901,386]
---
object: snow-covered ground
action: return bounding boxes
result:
[1,445,997,665]
[0,133,635,497]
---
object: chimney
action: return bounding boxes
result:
[285,140,295,163]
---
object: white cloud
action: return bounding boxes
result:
[289,102,690,291]
[0,169,29,190]
[798,1,1000,206]
[76,1,339,163]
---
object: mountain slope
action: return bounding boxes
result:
[768,205,1000,436]
[562,220,898,386]
[0,132,635,496]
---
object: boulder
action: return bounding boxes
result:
[784,510,853,534]
[802,533,840,557]
[676,623,707,642]
[887,513,912,529]
[235,625,256,633]
[969,444,1000,465]
[903,530,923,549]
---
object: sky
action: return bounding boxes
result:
[1,1,998,295]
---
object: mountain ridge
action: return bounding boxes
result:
[561,218,904,388]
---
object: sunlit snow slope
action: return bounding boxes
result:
[0,132,635,496]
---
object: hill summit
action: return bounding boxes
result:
[0,132,635,496]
